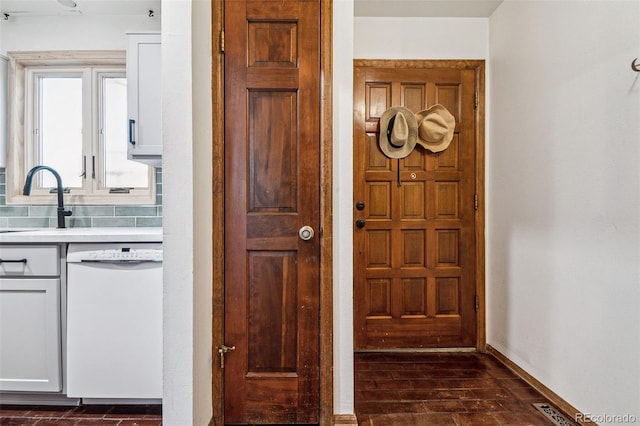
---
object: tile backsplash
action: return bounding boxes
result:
[0,167,162,228]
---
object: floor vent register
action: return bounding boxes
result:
[532,403,576,426]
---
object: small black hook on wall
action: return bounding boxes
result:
[632,58,640,72]
[148,9,155,18]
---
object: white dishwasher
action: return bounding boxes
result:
[66,243,162,403]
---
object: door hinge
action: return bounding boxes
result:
[474,193,479,211]
[220,30,225,53]
[218,344,235,369]
[474,92,479,109]
[475,296,480,312]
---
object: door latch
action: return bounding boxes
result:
[218,344,235,369]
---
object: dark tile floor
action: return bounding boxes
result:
[355,351,562,425]
[0,404,161,425]
[1,353,565,426]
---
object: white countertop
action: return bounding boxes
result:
[0,227,163,244]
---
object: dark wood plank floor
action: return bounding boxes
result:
[355,351,559,425]
[0,404,161,425]
[1,353,564,425]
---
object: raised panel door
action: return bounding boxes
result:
[354,63,478,349]
[224,0,320,423]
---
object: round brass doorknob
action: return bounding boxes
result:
[299,225,315,241]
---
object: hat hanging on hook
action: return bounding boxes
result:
[414,104,456,153]
[378,106,418,159]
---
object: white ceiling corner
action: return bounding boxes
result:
[0,0,160,17]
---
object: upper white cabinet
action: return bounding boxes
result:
[127,32,161,167]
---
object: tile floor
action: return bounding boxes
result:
[0,353,567,426]
[0,404,161,425]
[355,351,564,425]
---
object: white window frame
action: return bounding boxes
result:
[6,51,156,205]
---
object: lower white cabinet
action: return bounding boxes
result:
[0,278,62,392]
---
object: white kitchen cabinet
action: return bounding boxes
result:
[127,32,161,167]
[0,245,62,393]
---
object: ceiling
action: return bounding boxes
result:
[1,0,501,19]
[355,0,503,18]
[0,0,160,17]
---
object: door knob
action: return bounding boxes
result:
[355,201,365,211]
[355,219,366,228]
[299,225,315,241]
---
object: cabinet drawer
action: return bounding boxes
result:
[0,245,60,277]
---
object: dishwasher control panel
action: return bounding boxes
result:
[67,243,163,263]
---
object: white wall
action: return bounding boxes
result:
[488,1,640,421]
[161,0,212,424]
[333,0,355,416]
[0,15,159,53]
[330,14,490,416]
[355,17,489,59]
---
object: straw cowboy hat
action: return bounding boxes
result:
[378,106,418,159]
[414,104,456,153]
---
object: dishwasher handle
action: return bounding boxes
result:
[0,258,28,264]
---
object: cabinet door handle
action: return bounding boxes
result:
[0,258,28,264]
[129,119,136,145]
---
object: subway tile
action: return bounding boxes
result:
[0,206,29,217]
[7,217,50,228]
[136,217,163,227]
[68,217,92,228]
[70,205,115,217]
[115,206,158,217]
[0,170,162,229]
[29,205,57,217]
[92,217,136,227]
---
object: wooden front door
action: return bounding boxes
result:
[353,61,481,350]
[223,0,321,424]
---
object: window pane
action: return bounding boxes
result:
[102,77,149,188]
[40,77,83,188]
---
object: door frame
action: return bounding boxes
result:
[353,59,486,351]
[211,1,333,425]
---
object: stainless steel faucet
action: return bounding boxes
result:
[23,165,72,228]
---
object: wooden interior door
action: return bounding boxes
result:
[223,0,321,424]
[353,62,478,350]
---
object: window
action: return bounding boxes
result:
[6,51,155,205]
